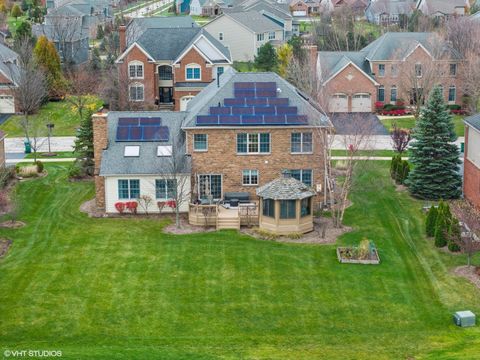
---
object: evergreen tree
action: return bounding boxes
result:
[90,48,102,71]
[33,35,63,96]
[20,0,28,12]
[254,43,278,72]
[73,109,94,176]
[14,21,31,41]
[11,4,22,19]
[434,210,448,247]
[447,218,461,252]
[276,43,292,77]
[425,205,438,237]
[405,86,462,199]
[96,25,104,40]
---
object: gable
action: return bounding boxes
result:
[116,42,154,63]
[323,61,378,86]
[194,36,228,62]
[403,43,432,62]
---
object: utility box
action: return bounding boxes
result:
[453,311,476,327]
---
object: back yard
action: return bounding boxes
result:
[0,163,479,359]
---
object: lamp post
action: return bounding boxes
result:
[46,123,55,156]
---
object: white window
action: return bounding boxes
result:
[157,145,172,156]
[415,63,422,77]
[242,170,259,186]
[186,63,201,80]
[268,31,275,40]
[129,83,144,101]
[218,32,224,40]
[193,134,208,151]
[124,145,140,157]
[378,64,385,77]
[257,33,264,41]
[291,132,313,153]
[128,61,143,79]
[237,133,270,154]
[450,63,457,76]
[448,86,456,102]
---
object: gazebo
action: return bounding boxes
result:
[256,171,316,235]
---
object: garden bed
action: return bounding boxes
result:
[0,238,12,258]
[337,246,380,264]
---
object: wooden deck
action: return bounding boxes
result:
[188,202,259,230]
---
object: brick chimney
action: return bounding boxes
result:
[93,113,108,209]
[119,25,127,53]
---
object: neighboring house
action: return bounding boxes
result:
[93,68,333,227]
[289,0,323,16]
[365,0,414,25]
[333,0,368,12]
[189,0,237,16]
[93,111,192,214]
[176,0,192,13]
[317,32,463,113]
[463,113,480,209]
[0,130,5,168]
[115,16,232,111]
[416,0,469,18]
[0,43,19,114]
[203,11,285,61]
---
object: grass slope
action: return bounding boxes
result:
[0,163,479,359]
[381,115,465,137]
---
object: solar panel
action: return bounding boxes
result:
[254,106,275,115]
[234,82,255,89]
[157,126,169,141]
[118,117,139,126]
[129,126,142,140]
[256,90,277,97]
[242,115,264,124]
[219,115,242,125]
[255,82,276,89]
[232,106,253,115]
[210,107,232,115]
[224,98,245,106]
[116,126,129,140]
[264,115,286,125]
[139,117,161,126]
[234,89,256,98]
[276,106,298,115]
[246,98,268,106]
[196,115,219,125]
[268,98,289,105]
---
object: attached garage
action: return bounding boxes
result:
[351,93,371,112]
[0,95,15,113]
[329,94,348,113]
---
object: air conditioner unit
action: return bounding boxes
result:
[453,311,476,327]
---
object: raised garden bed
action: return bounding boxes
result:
[337,246,380,264]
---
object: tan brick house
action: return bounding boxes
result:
[463,114,480,209]
[116,16,232,111]
[93,69,332,219]
[317,32,463,113]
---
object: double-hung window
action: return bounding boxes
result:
[257,33,264,41]
[291,132,313,153]
[448,86,456,102]
[237,133,270,154]
[415,63,422,77]
[268,31,275,40]
[449,63,457,76]
[155,179,176,199]
[390,86,397,103]
[193,134,208,151]
[129,84,144,101]
[128,62,143,79]
[378,86,385,102]
[242,170,259,186]
[378,64,385,77]
[391,64,398,77]
[186,64,201,80]
[118,179,140,199]
[290,169,312,186]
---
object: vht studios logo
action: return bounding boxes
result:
[3,349,62,358]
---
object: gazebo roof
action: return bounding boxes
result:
[256,173,316,200]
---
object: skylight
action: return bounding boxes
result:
[157,145,172,157]
[124,145,140,157]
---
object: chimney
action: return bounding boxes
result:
[93,113,108,209]
[119,25,127,53]
[307,44,317,70]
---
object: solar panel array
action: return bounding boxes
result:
[195,82,309,126]
[116,117,169,142]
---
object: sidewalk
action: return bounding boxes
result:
[331,135,465,150]
[6,158,76,165]
[5,136,75,153]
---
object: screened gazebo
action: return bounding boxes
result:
[256,171,316,235]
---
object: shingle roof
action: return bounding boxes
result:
[226,0,292,21]
[366,0,414,16]
[464,113,480,132]
[318,51,373,81]
[361,32,462,61]
[182,67,331,128]
[0,43,20,84]
[256,174,316,200]
[224,11,283,33]
[418,0,467,15]
[99,111,191,176]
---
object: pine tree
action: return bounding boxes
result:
[405,86,462,199]
[73,109,94,176]
[11,4,22,20]
[254,43,278,72]
[447,218,461,252]
[33,35,63,96]
[425,205,438,237]
[96,25,104,40]
[434,210,448,247]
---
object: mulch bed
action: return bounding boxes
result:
[163,216,216,234]
[453,266,480,290]
[69,176,94,183]
[0,238,12,258]
[0,221,25,229]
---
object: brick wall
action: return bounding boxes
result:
[93,113,108,209]
[174,47,213,83]
[185,127,326,204]
[464,126,480,209]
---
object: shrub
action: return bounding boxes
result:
[447,241,461,252]
[375,101,384,110]
[383,104,395,111]
[126,201,138,214]
[166,200,176,210]
[287,232,303,240]
[447,104,461,110]
[434,201,452,247]
[157,201,166,213]
[18,165,38,178]
[390,155,401,179]
[356,238,371,260]
[114,202,125,214]
[35,160,44,173]
[67,162,83,178]
[253,227,278,240]
[447,218,462,252]
[0,167,15,188]
[425,205,438,237]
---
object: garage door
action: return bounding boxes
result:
[351,93,371,112]
[0,95,14,113]
[180,95,195,111]
[329,94,348,113]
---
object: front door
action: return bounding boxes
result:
[159,87,173,103]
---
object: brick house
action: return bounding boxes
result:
[93,69,332,216]
[0,43,19,114]
[116,16,232,111]
[463,114,480,209]
[317,32,463,113]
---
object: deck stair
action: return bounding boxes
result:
[216,206,240,230]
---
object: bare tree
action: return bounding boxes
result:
[48,15,84,66]
[9,37,47,156]
[451,201,480,267]
[65,67,100,120]
[390,124,411,153]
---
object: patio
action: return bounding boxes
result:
[188,201,259,230]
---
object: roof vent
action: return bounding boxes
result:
[281,170,291,178]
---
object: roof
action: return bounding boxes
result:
[99,111,191,176]
[329,113,388,135]
[464,113,480,132]
[32,23,89,42]
[256,173,316,200]
[318,51,373,82]
[223,11,283,33]
[0,43,19,84]
[417,0,468,15]
[361,32,462,61]
[366,0,414,16]
[183,67,331,128]
[124,17,231,62]
[226,0,292,21]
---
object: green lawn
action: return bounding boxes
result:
[25,151,76,159]
[331,149,400,157]
[1,97,102,137]
[0,163,479,359]
[380,115,466,137]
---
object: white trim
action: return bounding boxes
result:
[193,133,208,152]
[129,82,144,102]
[115,42,154,63]
[402,42,433,61]
[173,34,231,65]
[128,60,144,79]
[185,63,202,81]
[322,60,380,86]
